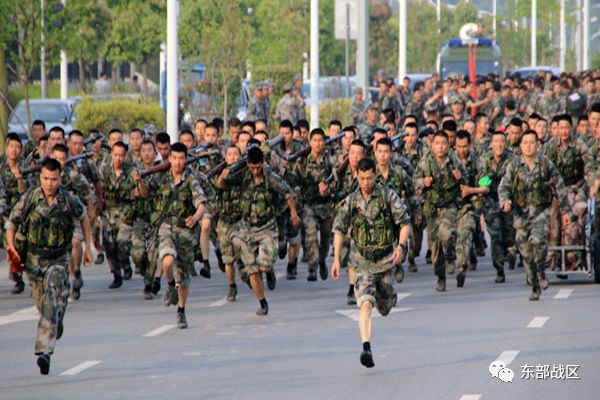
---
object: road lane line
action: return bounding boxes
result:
[142,324,176,337]
[459,396,481,400]
[60,360,101,376]
[554,289,573,299]
[496,350,520,366]
[527,316,550,328]
[0,306,39,326]
[335,308,411,321]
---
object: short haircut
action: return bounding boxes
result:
[557,114,573,126]
[375,137,393,149]
[279,120,293,130]
[247,138,261,147]
[108,128,123,138]
[6,133,22,146]
[32,120,46,129]
[226,145,241,156]
[141,140,156,151]
[404,122,418,131]
[228,117,241,128]
[456,130,471,143]
[442,120,458,132]
[297,119,310,130]
[350,139,367,152]
[68,130,84,139]
[329,120,342,129]
[129,127,143,137]
[42,158,61,172]
[509,117,523,128]
[49,126,65,138]
[170,142,187,154]
[357,157,376,173]
[156,132,171,145]
[433,131,449,141]
[247,146,264,164]
[112,141,127,152]
[242,120,256,132]
[309,128,326,140]
[179,129,194,140]
[204,122,218,132]
[51,143,69,155]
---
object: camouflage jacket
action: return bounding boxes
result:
[376,164,415,213]
[543,137,594,188]
[498,153,570,215]
[100,163,137,224]
[399,143,424,173]
[349,100,368,125]
[0,159,27,217]
[294,153,334,205]
[333,183,410,271]
[480,150,514,206]
[61,165,93,203]
[148,167,206,229]
[455,150,485,212]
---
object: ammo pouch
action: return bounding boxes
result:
[356,244,394,262]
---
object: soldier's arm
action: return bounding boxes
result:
[579,140,595,190]
[331,196,352,279]
[0,177,7,217]
[548,159,571,215]
[189,175,207,224]
[497,162,514,211]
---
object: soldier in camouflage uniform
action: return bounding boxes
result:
[275,84,299,125]
[22,120,46,160]
[481,132,517,281]
[499,130,573,301]
[100,142,137,289]
[215,146,300,316]
[374,137,415,283]
[358,104,381,143]
[453,131,487,286]
[349,88,368,125]
[136,143,207,329]
[247,83,266,122]
[294,128,335,282]
[5,158,93,375]
[1,134,28,294]
[331,157,411,369]
[543,114,594,271]
[414,131,467,292]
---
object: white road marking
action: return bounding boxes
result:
[527,316,550,328]
[142,324,176,337]
[396,292,411,301]
[554,289,573,299]
[496,350,520,366]
[0,306,39,326]
[207,297,229,307]
[335,308,412,322]
[60,360,101,376]
[459,396,481,400]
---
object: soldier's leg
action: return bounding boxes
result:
[529,210,552,295]
[303,206,319,279]
[353,271,376,368]
[235,227,271,315]
[70,227,84,300]
[473,214,487,256]
[545,199,560,269]
[374,268,396,316]
[276,212,287,260]
[117,224,133,280]
[93,216,105,264]
[286,213,301,279]
[563,190,587,270]
[485,209,507,281]
[318,212,334,280]
[427,217,446,291]
[216,220,238,301]
[439,208,458,277]
[198,215,213,278]
[35,265,70,357]
[455,210,476,286]
[102,220,121,288]
[503,211,518,270]
[144,233,162,298]
[408,214,422,272]
[174,227,195,310]
[131,220,147,276]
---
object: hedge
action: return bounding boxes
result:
[75,98,164,134]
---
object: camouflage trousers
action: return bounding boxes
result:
[425,206,457,280]
[302,203,334,273]
[354,265,395,316]
[101,210,132,272]
[26,253,70,355]
[277,208,301,249]
[131,219,151,276]
[216,219,241,265]
[157,223,195,288]
[514,207,551,286]
[547,187,587,270]
[232,221,277,274]
[408,212,425,265]
[484,205,516,272]
[456,207,478,273]
[143,230,160,287]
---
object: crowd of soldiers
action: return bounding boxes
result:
[2,68,600,373]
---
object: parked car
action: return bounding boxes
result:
[510,66,561,79]
[8,98,80,143]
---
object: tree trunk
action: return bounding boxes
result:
[142,61,149,98]
[0,50,8,152]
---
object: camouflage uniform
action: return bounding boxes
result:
[357,122,380,144]
[294,154,335,277]
[349,100,368,125]
[214,182,243,265]
[333,183,410,312]
[498,154,571,288]
[223,167,294,274]
[414,153,467,285]
[543,137,594,270]
[481,151,517,275]
[100,163,137,279]
[147,168,206,287]
[472,133,492,157]
[399,144,425,266]
[275,93,299,124]
[247,95,265,122]
[6,186,85,355]
[131,172,154,278]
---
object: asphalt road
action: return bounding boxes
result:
[0,242,598,400]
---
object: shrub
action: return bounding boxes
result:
[75,98,164,134]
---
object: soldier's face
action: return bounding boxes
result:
[349,144,365,168]
[558,120,572,142]
[129,132,143,151]
[229,125,241,143]
[204,127,218,144]
[157,143,170,160]
[51,151,68,167]
[180,134,195,150]
[32,124,45,143]
[589,112,600,135]
[280,128,293,145]
[535,121,548,139]
[477,117,489,135]
[451,102,463,114]
[141,143,156,164]
[455,138,470,159]
[194,122,205,141]
[577,120,589,134]
[447,131,456,148]
[111,147,126,169]
[329,125,341,137]
[432,136,449,158]
[355,92,363,101]
[237,133,251,153]
[6,140,22,160]
[169,150,186,174]
[300,128,309,142]
[405,129,418,147]
[48,131,64,150]
[255,121,267,132]
[225,147,241,165]
[357,169,376,195]
[108,132,123,147]
[248,162,263,179]
[507,126,521,145]
[551,122,559,138]
[374,144,392,166]
[309,134,325,154]
[40,168,60,196]
[520,134,539,157]
[68,135,84,156]
[490,134,506,156]
[341,131,354,150]
[463,121,475,135]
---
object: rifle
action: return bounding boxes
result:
[22,152,94,176]
[140,149,220,178]
[390,131,408,151]
[189,141,214,155]
[84,133,103,147]
[285,132,345,163]
[206,135,284,179]
[324,156,349,185]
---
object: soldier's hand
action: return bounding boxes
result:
[185,215,199,228]
[220,168,230,180]
[290,213,301,227]
[502,200,512,213]
[14,168,23,181]
[131,170,142,183]
[84,248,93,267]
[392,246,404,266]
[423,176,433,187]
[460,184,471,198]
[95,199,104,215]
[331,258,341,281]
[280,158,289,170]
[452,169,462,181]
[319,181,329,196]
